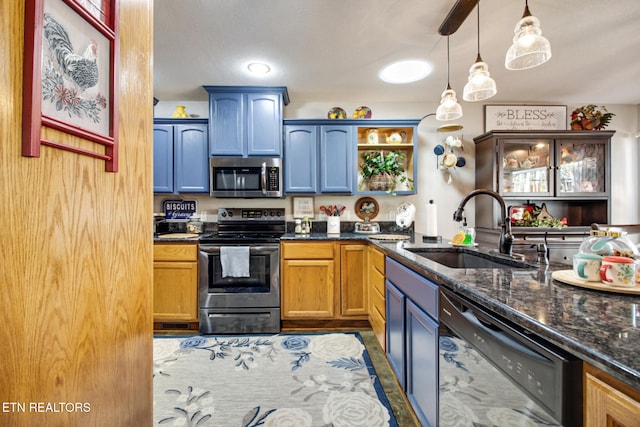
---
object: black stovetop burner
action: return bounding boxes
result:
[199,207,286,244]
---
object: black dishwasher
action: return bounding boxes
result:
[439,287,583,426]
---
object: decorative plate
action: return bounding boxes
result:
[355,197,379,220]
[328,107,347,119]
[352,106,372,119]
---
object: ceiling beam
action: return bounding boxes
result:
[438,0,478,36]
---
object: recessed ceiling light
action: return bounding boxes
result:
[247,62,271,75]
[379,60,432,84]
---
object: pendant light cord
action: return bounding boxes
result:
[475,1,482,63]
[446,36,451,89]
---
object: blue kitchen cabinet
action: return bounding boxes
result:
[153,119,209,194]
[319,126,354,193]
[385,257,439,427]
[283,122,354,194]
[153,124,173,193]
[204,86,289,157]
[283,125,318,193]
[406,298,438,427]
[385,280,406,389]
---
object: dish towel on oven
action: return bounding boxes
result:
[220,246,250,278]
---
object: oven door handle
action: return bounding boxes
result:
[199,244,279,255]
[260,162,267,195]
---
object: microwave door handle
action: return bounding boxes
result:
[261,162,267,195]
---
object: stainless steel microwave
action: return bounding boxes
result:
[210,157,282,198]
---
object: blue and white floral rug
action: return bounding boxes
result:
[153,332,398,427]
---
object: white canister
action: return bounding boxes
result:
[327,216,340,234]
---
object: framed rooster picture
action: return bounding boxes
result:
[23,0,119,172]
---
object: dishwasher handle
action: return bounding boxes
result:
[440,289,551,364]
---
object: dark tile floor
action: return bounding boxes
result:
[359,330,421,427]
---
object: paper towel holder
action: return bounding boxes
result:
[423,199,442,242]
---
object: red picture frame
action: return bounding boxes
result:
[23,0,119,172]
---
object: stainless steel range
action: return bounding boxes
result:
[198,208,285,334]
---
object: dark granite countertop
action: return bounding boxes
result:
[283,231,640,391]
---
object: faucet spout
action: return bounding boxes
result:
[453,189,513,256]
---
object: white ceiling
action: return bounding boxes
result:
[153,0,640,107]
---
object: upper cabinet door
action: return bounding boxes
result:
[283,125,318,193]
[320,125,354,193]
[555,138,609,197]
[498,138,553,197]
[247,93,282,156]
[208,93,244,156]
[205,86,289,157]
[174,124,209,193]
[153,125,174,193]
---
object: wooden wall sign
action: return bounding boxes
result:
[484,105,567,132]
[23,0,119,171]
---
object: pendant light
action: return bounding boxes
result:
[436,36,463,121]
[505,0,552,70]
[463,1,497,102]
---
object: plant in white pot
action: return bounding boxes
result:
[359,150,413,193]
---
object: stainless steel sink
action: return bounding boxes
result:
[405,248,535,269]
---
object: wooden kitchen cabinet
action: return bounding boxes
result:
[340,244,368,317]
[584,363,640,426]
[153,243,199,326]
[153,119,209,194]
[368,246,386,350]
[281,242,338,319]
[204,86,289,157]
[280,241,368,321]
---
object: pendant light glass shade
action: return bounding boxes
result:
[463,2,496,102]
[463,58,497,101]
[436,84,463,121]
[436,36,462,121]
[505,1,552,70]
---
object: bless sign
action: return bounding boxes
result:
[484,105,567,131]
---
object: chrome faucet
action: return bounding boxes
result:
[453,189,514,256]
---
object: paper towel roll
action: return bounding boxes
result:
[426,200,438,237]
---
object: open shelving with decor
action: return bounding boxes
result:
[355,119,419,195]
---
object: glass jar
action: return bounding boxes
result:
[294,219,302,234]
[581,229,639,257]
[579,229,607,254]
[186,215,203,234]
[606,231,639,258]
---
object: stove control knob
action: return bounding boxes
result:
[227,211,233,217]
[220,210,227,218]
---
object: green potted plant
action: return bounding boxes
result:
[570,105,615,130]
[359,150,413,192]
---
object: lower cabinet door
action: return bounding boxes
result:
[385,280,405,389]
[406,299,439,427]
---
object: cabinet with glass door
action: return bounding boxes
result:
[475,130,614,232]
